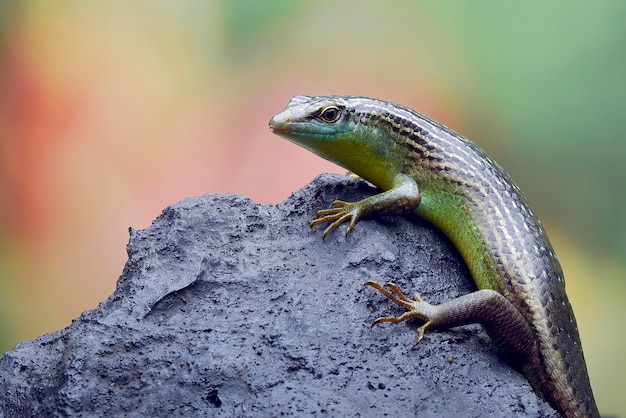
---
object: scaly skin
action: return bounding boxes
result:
[269,95,599,417]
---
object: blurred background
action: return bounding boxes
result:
[0,1,624,414]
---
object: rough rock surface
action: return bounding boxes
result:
[0,174,557,417]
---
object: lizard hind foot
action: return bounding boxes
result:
[364,280,435,344]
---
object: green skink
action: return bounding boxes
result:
[269,95,598,418]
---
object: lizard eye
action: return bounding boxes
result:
[319,106,341,123]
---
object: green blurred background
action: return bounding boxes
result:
[0,1,623,415]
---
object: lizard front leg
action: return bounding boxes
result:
[311,174,420,239]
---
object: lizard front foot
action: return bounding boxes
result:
[310,200,364,239]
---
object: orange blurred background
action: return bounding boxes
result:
[1,2,624,415]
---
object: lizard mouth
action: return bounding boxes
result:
[268,126,284,133]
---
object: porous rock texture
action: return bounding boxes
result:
[0,174,557,417]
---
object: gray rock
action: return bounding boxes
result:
[0,174,557,417]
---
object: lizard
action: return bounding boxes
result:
[269,95,599,417]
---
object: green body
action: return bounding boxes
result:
[270,95,598,418]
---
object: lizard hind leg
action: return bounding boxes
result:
[365,281,536,358]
